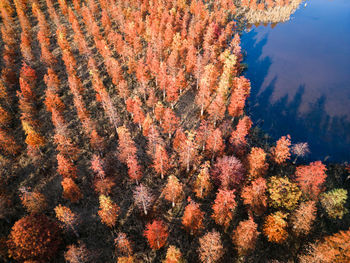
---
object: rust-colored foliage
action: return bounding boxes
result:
[299,228,350,263]
[263,212,288,244]
[291,201,317,236]
[241,177,267,215]
[65,242,91,263]
[198,231,224,263]
[133,184,154,215]
[55,204,79,236]
[205,127,224,158]
[7,214,61,261]
[211,189,237,229]
[19,187,47,214]
[153,144,171,179]
[295,161,327,200]
[228,76,251,118]
[117,256,134,263]
[144,220,169,250]
[98,195,120,228]
[271,135,291,164]
[230,116,252,146]
[268,176,301,210]
[232,217,260,255]
[93,176,115,195]
[182,198,205,234]
[161,108,179,138]
[163,175,184,207]
[193,161,212,199]
[211,155,245,189]
[177,131,199,172]
[0,129,20,155]
[163,246,183,263]
[247,147,268,178]
[61,177,83,203]
[115,233,133,257]
[57,153,77,179]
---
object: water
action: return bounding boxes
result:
[241,0,350,163]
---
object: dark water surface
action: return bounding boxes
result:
[242,0,350,163]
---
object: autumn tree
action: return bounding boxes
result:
[232,217,260,256]
[7,214,61,261]
[271,135,291,164]
[163,246,183,263]
[133,184,154,215]
[55,204,80,237]
[295,161,327,200]
[291,201,317,237]
[198,231,224,263]
[182,198,205,235]
[163,175,184,207]
[320,188,348,219]
[144,220,169,250]
[193,161,212,199]
[153,144,171,179]
[241,177,267,215]
[228,76,251,118]
[61,177,82,203]
[230,116,252,147]
[292,142,310,163]
[211,155,245,190]
[98,195,120,228]
[267,176,301,210]
[211,189,237,229]
[247,147,268,179]
[19,187,47,214]
[115,233,133,257]
[161,108,179,138]
[205,127,224,159]
[177,131,199,172]
[263,212,288,244]
[65,242,92,263]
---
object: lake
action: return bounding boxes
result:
[241,0,350,163]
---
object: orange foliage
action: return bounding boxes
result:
[153,144,171,179]
[98,195,120,228]
[64,242,91,263]
[61,177,83,203]
[55,204,79,237]
[115,233,133,257]
[295,161,327,200]
[241,177,267,215]
[291,201,317,237]
[193,161,212,199]
[230,116,252,146]
[163,246,183,263]
[263,212,288,244]
[271,135,291,164]
[232,217,260,255]
[163,175,184,207]
[198,231,224,263]
[144,220,169,250]
[19,188,47,214]
[7,214,61,261]
[228,76,251,118]
[182,198,204,234]
[211,189,237,229]
[247,147,268,178]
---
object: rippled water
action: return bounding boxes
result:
[242,0,350,162]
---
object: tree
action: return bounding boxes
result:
[57,153,77,179]
[291,201,317,237]
[182,198,204,235]
[228,76,251,118]
[198,231,224,263]
[230,116,252,146]
[232,217,260,256]
[320,188,348,219]
[263,212,288,244]
[7,214,61,261]
[161,108,179,138]
[163,246,183,263]
[55,204,79,237]
[271,135,291,164]
[133,184,154,215]
[247,147,268,179]
[177,131,199,173]
[193,161,212,199]
[267,176,301,210]
[241,177,267,215]
[115,233,133,257]
[19,187,47,214]
[65,242,91,263]
[211,189,236,229]
[207,93,226,126]
[163,175,184,207]
[205,127,224,159]
[211,155,245,190]
[295,161,327,200]
[144,220,169,250]
[153,144,171,179]
[98,195,120,228]
[299,228,350,263]
[61,177,83,203]
[291,142,310,163]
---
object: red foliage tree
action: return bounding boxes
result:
[247,147,268,179]
[19,187,47,214]
[232,217,260,256]
[295,161,327,200]
[228,76,251,118]
[7,214,61,261]
[153,144,171,179]
[241,177,267,215]
[198,231,224,263]
[211,189,237,229]
[61,177,83,203]
[205,127,225,159]
[271,135,291,164]
[182,198,205,235]
[291,201,317,237]
[161,108,179,138]
[144,220,169,250]
[230,116,252,146]
[211,155,245,190]
[57,153,77,179]
[263,212,288,244]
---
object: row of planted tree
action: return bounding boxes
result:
[0,0,349,262]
